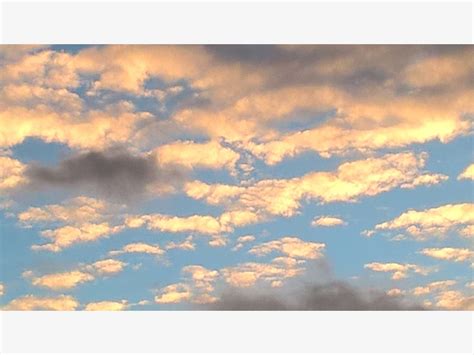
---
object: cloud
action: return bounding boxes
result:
[368,203,474,240]
[26,150,184,200]
[32,223,123,252]
[26,270,94,290]
[419,248,473,262]
[0,155,27,192]
[364,262,431,280]
[125,213,231,247]
[386,288,405,297]
[435,290,474,310]
[311,216,346,227]
[0,101,149,150]
[2,46,472,160]
[185,152,446,221]
[84,300,128,311]
[402,50,474,88]
[411,280,457,296]
[87,259,127,275]
[232,235,255,251]
[109,242,165,257]
[221,258,306,288]
[165,236,196,251]
[0,283,4,296]
[153,140,240,172]
[458,163,474,180]
[205,281,424,310]
[155,283,192,304]
[182,265,219,294]
[23,259,126,290]
[155,265,220,305]
[249,236,325,260]
[17,197,126,251]
[4,295,79,310]
[18,196,112,226]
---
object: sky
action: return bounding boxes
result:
[0,45,473,311]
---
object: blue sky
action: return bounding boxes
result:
[0,45,472,310]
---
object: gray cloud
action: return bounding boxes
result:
[26,150,185,200]
[205,282,424,311]
[200,261,424,311]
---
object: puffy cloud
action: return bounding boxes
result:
[154,140,240,172]
[435,290,474,310]
[182,265,219,294]
[125,213,232,247]
[2,46,473,159]
[249,237,325,260]
[221,257,306,288]
[0,102,149,150]
[155,283,192,304]
[165,236,196,251]
[399,173,449,189]
[420,248,473,262]
[18,196,111,226]
[24,258,126,290]
[311,216,346,227]
[186,152,444,222]
[0,156,27,192]
[155,265,220,305]
[27,270,94,290]
[0,283,4,296]
[18,197,125,252]
[243,87,472,164]
[364,262,430,280]
[33,223,123,252]
[84,300,128,311]
[110,242,165,257]
[458,163,474,181]
[126,213,230,235]
[369,203,474,240]
[88,259,127,275]
[4,295,79,310]
[411,280,457,296]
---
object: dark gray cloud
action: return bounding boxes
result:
[205,282,424,311]
[26,150,185,200]
[200,261,424,311]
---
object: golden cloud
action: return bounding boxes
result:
[364,262,431,280]
[249,236,325,260]
[311,216,346,227]
[370,203,474,240]
[4,295,79,310]
[420,248,473,262]
[84,300,128,311]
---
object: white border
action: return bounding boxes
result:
[1,311,473,353]
[0,1,472,44]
